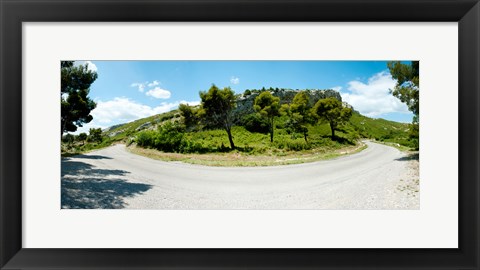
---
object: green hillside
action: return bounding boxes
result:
[61,89,417,159]
[348,113,415,148]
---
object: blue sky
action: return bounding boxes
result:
[72,61,414,134]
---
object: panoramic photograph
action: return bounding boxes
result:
[61,60,419,209]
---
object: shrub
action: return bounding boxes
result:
[136,122,198,153]
[136,130,156,148]
[274,138,311,151]
[152,122,185,152]
[62,134,75,144]
[87,128,103,143]
[180,139,207,153]
[76,132,87,142]
[241,113,269,134]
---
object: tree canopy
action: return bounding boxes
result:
[254,91,281,142]
[199,84,237,149]
[387,61,419,149]
[284,91,315,142]
[77,132,88,145]
[312,97,353,139]
[387,61,419,122]
[61,61,98,135]
[179,103,200,131]
[87,128,103,143]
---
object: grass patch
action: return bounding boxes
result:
[127,141,367,167]
[61,139,115,157]
[374,140,415,152]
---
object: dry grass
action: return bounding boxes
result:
[127,142,367,167]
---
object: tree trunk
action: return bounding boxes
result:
[304,132,308,143]
[270,118,274,142]
[61,119,67,137]
[226,128,235,149]
[330,122,335,139]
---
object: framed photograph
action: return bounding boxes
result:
[1,0,479,269]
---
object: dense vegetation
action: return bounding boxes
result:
[387,61,419,149]
[61,128,111,155]
[129,111,415,156]
[122,87,414,154]
[62,86,417,157]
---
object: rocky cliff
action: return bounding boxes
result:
[235,88,343,115]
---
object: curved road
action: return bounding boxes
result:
[61,141,419,209]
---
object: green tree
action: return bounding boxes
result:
[77,132,87,145]
[241,113,270,134]
[178,103,199,130]
[387,61,419,121]
[151,122,186,153]
[87,128,103,143]
[387,61,419,149]
[62,134,75,144]
[199,84,237,149]
[284,91,315,142]
[254,91,281,142]
[312,97,353,139]
[61,61,98,135]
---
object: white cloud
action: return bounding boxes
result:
[146,87,171,99]
[131,80,163,94]
[92,97,174,123]
[147,80,160,87]
[72,97,200,134]
[330,86,342,92]
[230,76,240,85]
[74,61,98,72]
[131,82,147,92]
[179,101,200,106]
[341,71,410,117]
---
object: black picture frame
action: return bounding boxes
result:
[1,0,479,269]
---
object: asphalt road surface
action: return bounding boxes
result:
[61,141,419,209]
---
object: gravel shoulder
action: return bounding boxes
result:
[61,141,420,209]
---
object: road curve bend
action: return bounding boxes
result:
[61,141,419,209]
